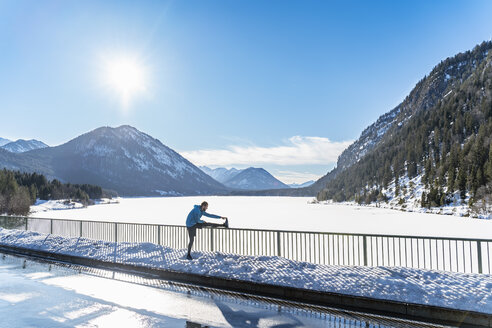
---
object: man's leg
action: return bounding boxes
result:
[187,226,196,259]
[189,223,208,252]
[187,222,226,259]
[200,222,225,228]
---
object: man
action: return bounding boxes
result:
[186,201,228,260]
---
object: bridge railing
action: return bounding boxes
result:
[0,215,490,274]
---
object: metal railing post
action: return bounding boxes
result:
[158,225,161,245]
[113,222,118,264]
[363,236,368,266]
[79,221,83,237]
[477,241,483,274]
[277,231,281,257]
[210,228,214,252]
[25,218,28,231]
[50,219,53,234]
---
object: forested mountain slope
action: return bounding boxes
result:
[317,41,492,216]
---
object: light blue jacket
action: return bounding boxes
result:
[186,205,221,227]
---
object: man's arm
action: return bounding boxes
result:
[202,212,222,219]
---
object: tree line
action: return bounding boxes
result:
[0,169,110,216]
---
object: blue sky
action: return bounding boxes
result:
[1,1,492,183]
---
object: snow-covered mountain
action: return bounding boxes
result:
[1,139,48,153]
[200,166,243,184]
[288,180,315,188]
[0,126,227,196]
[0,137,11,147]
[223,167,289,190]
[200,166,291,190]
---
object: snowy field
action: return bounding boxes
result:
[1,228,491,315]
[30,196,492,239]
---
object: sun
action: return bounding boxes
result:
[100,54,148,109]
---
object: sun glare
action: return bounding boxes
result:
[101,55,148,109]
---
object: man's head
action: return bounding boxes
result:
[200,201,208,211]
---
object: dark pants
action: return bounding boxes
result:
[187,222,222,255]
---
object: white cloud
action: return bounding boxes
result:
[180,136,352,167]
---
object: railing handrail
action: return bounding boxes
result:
[1,215,491,243]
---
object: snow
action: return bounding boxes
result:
[201,166,242,183]
[0,139,48,153]
[153,190,182,196]
[358,172,491,220]
[87,144,114,156]
[1,228,491,315]
[30,199,86,212]
[29,196,492,239]
[29,198,119,213]
[130,130,201,178]
[133,152,150,171]
[0,137,11,147]
[376,124,389,137]
[0,254,404,328]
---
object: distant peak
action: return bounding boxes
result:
[115,124,138,131]
[245,167,261,171]
[89,125,139,133]
[1,138,48,153]
[85,125,147,139]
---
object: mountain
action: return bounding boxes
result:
[200,166,243,183]
[0,147,54,177]
[200,166,292,191]
[308,43,491,196]
[223,167,289,190]
[0,137,11,147]
[289,180,315,188]
[317,41,492,213]
[0,125,228,196]
[1,139,48,153]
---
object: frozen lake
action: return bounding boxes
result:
[30,196,492,239]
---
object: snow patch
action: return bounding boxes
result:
[29,198,118,214]
[30,200,85,213]
[153,190,182,196]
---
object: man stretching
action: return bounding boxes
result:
[186,201,228,260]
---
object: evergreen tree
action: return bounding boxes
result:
[456,164,467,200]
[0,169,110,215]
[421,191,427,208]
[485,145,492,181]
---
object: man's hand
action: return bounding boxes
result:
[221,217,229,228]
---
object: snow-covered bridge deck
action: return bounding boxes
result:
[0,227,491,327]
[0,252,449,328]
